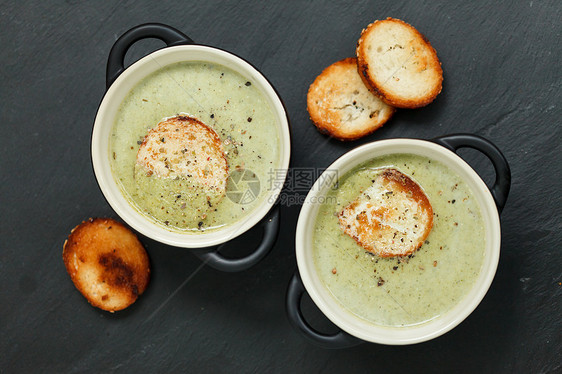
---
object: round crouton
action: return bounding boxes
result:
[136,115,228,197]
[356,18,443,108]
[62,218,150,312]
[339,168,433,257]
[307,57,395,141]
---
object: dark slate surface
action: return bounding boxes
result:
[1,1,561,373]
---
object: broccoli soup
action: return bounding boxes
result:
[109,61,279,233]
[313,153,485,327]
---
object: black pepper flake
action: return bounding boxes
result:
[247,117,252,122]
[161,137,165,143]
[210,114,215,118]
[393,266,398,270]
[198,221,204,229]
[452,199,456,204]
[377,277,385,286]
[245,81,251,86]
[137,140,143,145]
[164,221,169,226]
[207,200,212,207]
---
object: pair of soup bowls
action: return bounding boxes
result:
[92,24,511,347]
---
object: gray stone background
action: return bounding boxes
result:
[1,1,560,373]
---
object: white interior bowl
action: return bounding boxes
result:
[92,45,290,248]
[295,139,501,345]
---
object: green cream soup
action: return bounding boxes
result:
[109,61,279,232]
[313,154,485,327]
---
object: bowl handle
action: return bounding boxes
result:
[191,205,280,272]
[432,134,511,213]
[106,23,194,89]
[286,273,362,349]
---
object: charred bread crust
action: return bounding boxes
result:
[307,57,395,141]
[62,218,150,312]
[339,168,433,257]
[356,18,443,109]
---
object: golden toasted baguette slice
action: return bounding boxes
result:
[62,218,150,312]
[356,18,443,108]
[136,115,228,198]
[339,169,433,257]
[307,57,395,141]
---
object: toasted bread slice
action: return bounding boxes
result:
[63,218,150,312]
[356,18,443,108]
[307,57,395,141]
[339,169,433,257]
[136,115,228,198]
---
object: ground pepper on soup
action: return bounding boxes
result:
[313,154,485,327]
[109,61,279,232]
